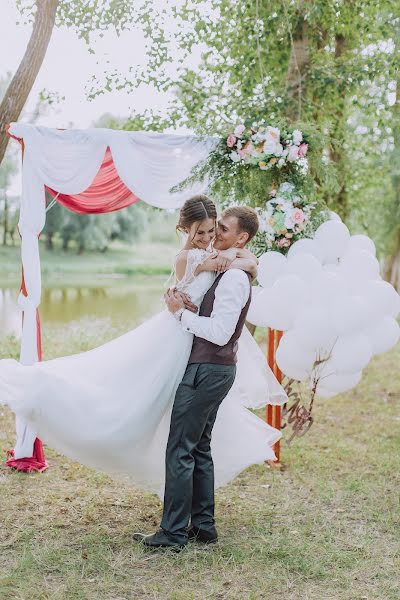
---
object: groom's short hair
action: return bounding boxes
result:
[222,206,259,242]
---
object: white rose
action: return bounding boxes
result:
[229,151,241,162]
[279,182,295,194]
[292,129,303,145]
[265,126,280,141]
[234,124,246,137]
[263,138,278,155]
[287,145,300,162]
[284,213,295,229]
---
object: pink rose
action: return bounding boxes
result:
[234,124,246,137]
[298,143,308,157]
[292,208,305,224]
[277,238,291,248]
[227,134,237,148]
[242,141,254,155]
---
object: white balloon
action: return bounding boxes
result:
[330,294,372,335]
[285,252,322,283]
[248,288,293,330]
[365,317,400,355]
[314,220,350,264]
[329,211,342,222]
[323,263,340,273]
[287,238,323,262]
[314,369,362,396]
[257,252,287,288]
[309,270,347,307]
[263,293,294,330]
[361,280,400,319]
[315,387,337,398]
[348,234,376,257]
[246,286,265,326]
[276,331,316,372]
[276,341,312,381]
[271,274,309,304]
[330,333,373,373]
[340,249,380,282]
[293,306,337,350]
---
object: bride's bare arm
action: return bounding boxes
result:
[175,251,189,282]
[228,257,258,279]
[198,248,258,275]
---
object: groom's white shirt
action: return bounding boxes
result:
[181,269,250,346]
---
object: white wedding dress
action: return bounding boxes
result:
[0,249,287,497]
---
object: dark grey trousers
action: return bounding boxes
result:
[160,362,236,544]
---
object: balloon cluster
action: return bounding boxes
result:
[248,215,400,398]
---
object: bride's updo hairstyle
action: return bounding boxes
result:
[176,195,217,239]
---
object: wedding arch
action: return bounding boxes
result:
[6,121,315,471]
[5,122,218,471]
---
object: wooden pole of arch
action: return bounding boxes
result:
[266,328,283,463]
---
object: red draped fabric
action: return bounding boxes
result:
[5,137,140,472]
[5,289,48,472]
[47,147,139,213]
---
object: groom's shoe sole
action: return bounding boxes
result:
[132,532,186,552]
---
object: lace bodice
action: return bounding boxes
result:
[175,248,216,308]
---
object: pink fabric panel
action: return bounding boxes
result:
[47,147,139,214]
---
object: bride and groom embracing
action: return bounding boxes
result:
[0,195,287,551]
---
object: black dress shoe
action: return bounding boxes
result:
[132,529,186,551]
[187,525,218,544]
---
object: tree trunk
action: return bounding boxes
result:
[383,230,400,291]
[45,232,53,250]
[2,191,8,245]
[327,33,350,219]
[382,64,400,291]
[285,1,310,123]
[0,0,59,166]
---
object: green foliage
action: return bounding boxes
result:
[90,0,397,260]
[43,201,148,253]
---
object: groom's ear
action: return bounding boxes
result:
[237,231,250,247]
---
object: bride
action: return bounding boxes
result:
[0,195,287,497]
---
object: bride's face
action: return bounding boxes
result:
[187,217,216,249]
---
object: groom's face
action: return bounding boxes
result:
[214,215,247,250]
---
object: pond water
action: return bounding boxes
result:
[0,278,168,339]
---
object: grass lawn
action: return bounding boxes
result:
[0,318,399,600]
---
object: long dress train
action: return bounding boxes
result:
[0,249,287,497]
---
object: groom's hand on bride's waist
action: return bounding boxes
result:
[164,288,198,314]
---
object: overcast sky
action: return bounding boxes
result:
[1,0,203,193]
[0,0,196,129]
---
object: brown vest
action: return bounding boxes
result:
[188,272,252,365]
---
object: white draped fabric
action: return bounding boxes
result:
[8,123,217,458]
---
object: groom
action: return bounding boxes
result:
[133,205,259,551]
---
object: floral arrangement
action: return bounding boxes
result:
[251,182,325,256]
[171,119,328,254]
[226,124,309,176]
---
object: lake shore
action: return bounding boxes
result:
[0,241,179,286]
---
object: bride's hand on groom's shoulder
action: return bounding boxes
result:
[205,248,237,273]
